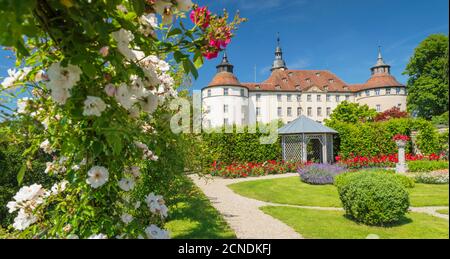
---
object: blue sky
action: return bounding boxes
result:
[1,0,449,96]
[190,0,449,90]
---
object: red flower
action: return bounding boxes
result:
[190,6,211,30]
[393,134,410,142]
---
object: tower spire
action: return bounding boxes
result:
[216,50,234,73]
[271,33,287,72]
[371,46,390,75]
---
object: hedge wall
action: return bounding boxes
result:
[200,124,282,166]
[327,118,446,158]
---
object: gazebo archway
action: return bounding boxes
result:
[278,116,338,164]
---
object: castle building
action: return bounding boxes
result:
[201,38,407,128]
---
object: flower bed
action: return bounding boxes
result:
[336,153,446,169]
[298,164,347,185]
[410,171,449,184]
[210,160,307,178]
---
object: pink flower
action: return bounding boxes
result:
[202,50,219,60]
[190,6,211,29]
[104,83,116,97]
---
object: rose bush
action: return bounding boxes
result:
[0,0,244,239]
[210,160,306,178]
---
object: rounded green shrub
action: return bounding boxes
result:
[335,170,415,189]
[336,172,410,226]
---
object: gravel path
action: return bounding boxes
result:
[189,173,449,239]
[189,173,303,239]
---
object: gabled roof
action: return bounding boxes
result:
[278,115,338,135]
[242,69,351,92]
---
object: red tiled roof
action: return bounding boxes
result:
[349,74,404,91]
[242,70,351,92]
[208,71,242,87]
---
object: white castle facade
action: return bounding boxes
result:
[201,39,407,128]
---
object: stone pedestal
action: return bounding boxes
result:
[396,140,408,173]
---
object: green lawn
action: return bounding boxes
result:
[228,176,449,207]
[437,209,449,215]
[261,206,449,239]
[166,176,236,239]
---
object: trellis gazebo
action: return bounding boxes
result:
[278,116,338,163]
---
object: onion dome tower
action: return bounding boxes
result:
[271,34,288,72]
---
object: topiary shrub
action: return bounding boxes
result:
[336,172,410,226]
[298,164,346,185]
[334,170,415,189]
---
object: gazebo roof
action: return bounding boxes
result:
[278,116,338,135]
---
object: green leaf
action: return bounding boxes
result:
[194,51,204,69]
[173,51,186,63]
[167,28,182,38]
[185,59,198,79]
[17,163,27,185]
[131,0,145,16]
[105,132,123,156]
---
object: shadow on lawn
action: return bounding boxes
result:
[166,175,236,239]
[343,214,414,228]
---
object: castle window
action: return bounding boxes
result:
[317,107,322,117]
[323,86,328,91]
[224,118,229,126]
[386,88,391,95]
[240,89,245,97]
[317,95,322,102]
[396,88,401,94]
[288,72,293,77]
[365,90,370,96]
[307,107,312,117]
[326,107,331,116]
[336,95,340,102]
[275,85,281,90]
[277,107,282,117]
[306,78,311,84]
[287,107,292,117]
[375,89,381,96]
[307,94,312,102]
[224,88,229,96]
[329,79,334,84]
[376,105,381,112]
[297,94,301,102]
[282,78,288,83]
[297,107,302,116]
[345,95,350,101]
[295,85,301,90]
[343,86,348,91]
[287,94,293,102]
[206,106,211,113]
[207,89,211,97]
[256,94,261,102]
[277,94,282,102]
[316,72,321,77]
[224,105,229,113]
[255,85,260,90]
[256,107,261,117]
[326,94,331,102]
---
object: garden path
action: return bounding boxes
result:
[189,173,304,239]
[190,173,449,239]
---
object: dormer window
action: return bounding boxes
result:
[316,72,321,77]
[275,85,281,90]
[343,86,348,91]
[288,72,293,77]
[255,85,260,90]
[282,78,288,83]
[306,78,311,84]
[295,85,301,91]
[329,79,334,84]
[323,86,328,91]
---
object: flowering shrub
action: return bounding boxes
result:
[0,0,244,239]
[374,107,409,122]
[210,160,306,178]
[298,164,346,185]
[411,171,449,184]
[336,153,445,169]
[392,134,410,142]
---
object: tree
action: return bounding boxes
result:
[404,34,449,119]
[374,106,409,122]
[324,101,377,124]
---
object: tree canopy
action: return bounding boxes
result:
[324,101,377,124]
[403,34,449,119]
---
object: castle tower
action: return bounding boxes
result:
[271,34,288,72]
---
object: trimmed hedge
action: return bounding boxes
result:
[326,118,447,158]
[407,160,449,172]
[335,170,415,189]
[336,172,410,226]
